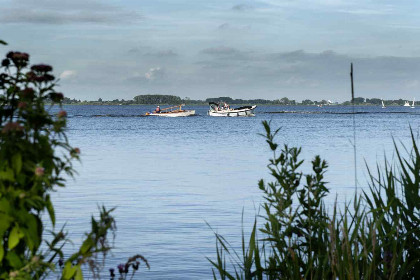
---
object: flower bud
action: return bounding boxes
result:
[1,59,10,67]
[70,147,81,157]
[117,264,124,274]
[18,101,27,110]
[57,110,67,118]
[35,166,44,177]
[2,122,24,134]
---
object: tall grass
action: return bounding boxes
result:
[209,121,420,279]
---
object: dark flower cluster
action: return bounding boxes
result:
[18,87,35,101]
[49,92,64,103]
[26,70,55,83]
[5,51,29,68]
[31,64,53,73]
[1,121,24,134]
[109,255,148,279]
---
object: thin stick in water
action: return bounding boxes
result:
[350,63,358,192]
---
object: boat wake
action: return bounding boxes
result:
[266,111,420,115]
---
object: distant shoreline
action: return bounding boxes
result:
[61,94,416,107]
[58,103,414,107]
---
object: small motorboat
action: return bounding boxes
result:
[145,104,195,117]
[208,102,256,117]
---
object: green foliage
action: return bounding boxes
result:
[210,121,420,279]
[133,94,182,105]
[0,42,148,279]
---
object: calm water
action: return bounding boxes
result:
[51,105,419,279]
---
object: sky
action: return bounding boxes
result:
[1,0,420,102]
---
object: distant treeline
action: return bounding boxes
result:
[61,95,418,106]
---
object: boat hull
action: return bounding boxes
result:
[146,110,196,117]
[208,106,256,117]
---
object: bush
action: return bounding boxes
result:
[209,121,420,279]
[0,41,148,279]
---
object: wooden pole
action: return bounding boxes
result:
[350,63,357,192]
[350,63,354,104]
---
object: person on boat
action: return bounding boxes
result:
[155,106,161,113]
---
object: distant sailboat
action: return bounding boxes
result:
[403,100,411,107]
[411,98,415,108]
[381,100,386,109]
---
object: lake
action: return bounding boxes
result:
[51,105,419,279]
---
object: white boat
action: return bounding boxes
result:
[403,101,411,107]
[145,104,195,117]
[411,98,415,108]
[207,102,256,117]
[381,100,386,108]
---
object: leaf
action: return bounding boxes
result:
[0,40,7,45]
[0,213,11,235]
[74,266,83,280]
[0,241,3,262]
[0,168,14,181]
[0,198,11,213]
[80,237,93,254]
[45,195,55,226]
[11,153,22,174]
[8,225,24,250]
[62,262,77,280]
[6,251,22,268]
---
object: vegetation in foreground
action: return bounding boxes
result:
[2,38,419,279]
[0,41,148,279]
[209,121,419,279]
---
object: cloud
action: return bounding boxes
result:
[145,67,165,81]
[143,50,178,58]
[200,47,250,59]
[191,48,420,99]
[218,23,230,30]
[60,70,77,80]
[0,0,140,24]
[232,4,253,11]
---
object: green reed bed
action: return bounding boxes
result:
[209,121,419,280]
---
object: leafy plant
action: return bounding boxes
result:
[0,41,148,279]
[210,120,420,279]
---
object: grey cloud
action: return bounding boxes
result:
[0,0,140,24]
[200,47,251,61]
[217,23,252,31]
[143,50,178,58]
[232,4,253,11]
[201,46,240,55]
[126,48,178,58]
[192,48,420,99]
[218,23,230,30]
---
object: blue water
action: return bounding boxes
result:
[50,105,420,279]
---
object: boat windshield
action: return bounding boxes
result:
[209,102,219,110]
[209,102,231,110]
